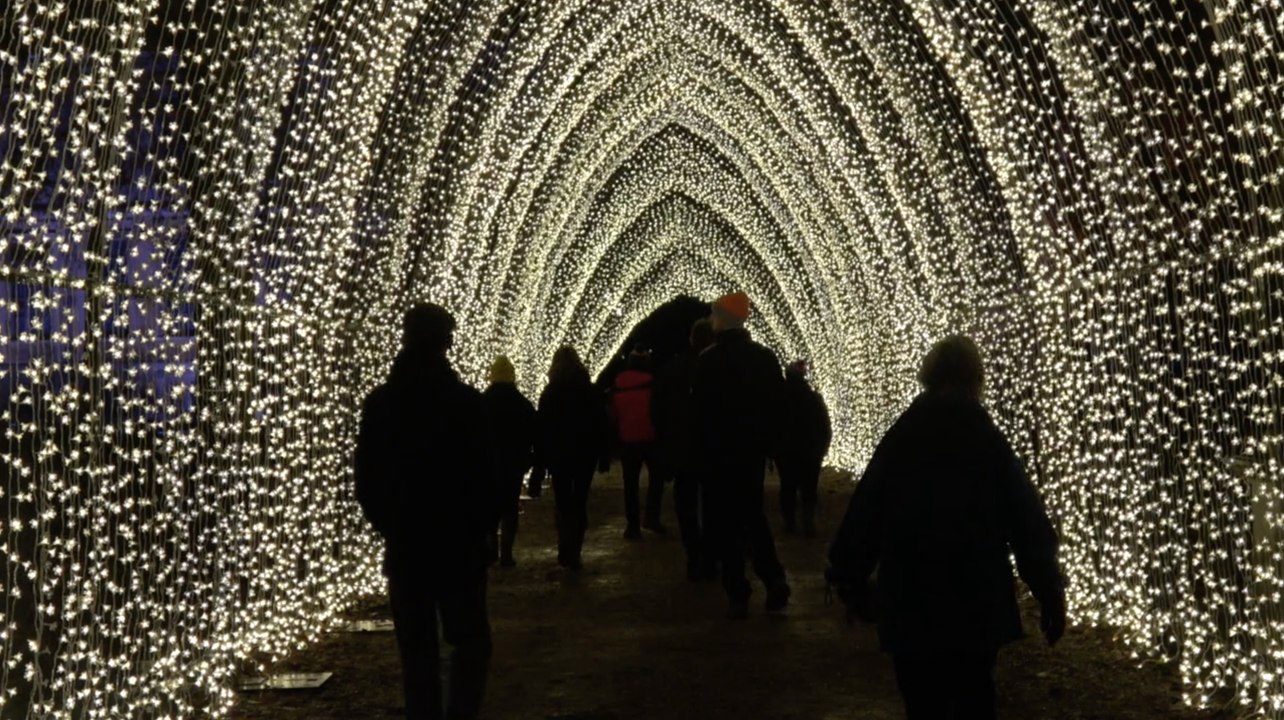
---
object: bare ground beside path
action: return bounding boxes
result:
[232,468,1235,720]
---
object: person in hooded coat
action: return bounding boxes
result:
[777,359,832,536]
[354,303,494,720]
[652,318,717,580]
[826,335,1066,720]
[611,346,664,538]
[482,356,537,567]
[692,292,791,619]
[531,346,609,570]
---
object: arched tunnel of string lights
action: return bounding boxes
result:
[1,0,1281,717]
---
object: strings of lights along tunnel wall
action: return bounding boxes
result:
[0,0,1280,715]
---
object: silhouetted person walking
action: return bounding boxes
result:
[611,347,663,538]
[483,356,537,567]
[693,292,791,618]
[826,335,1066,720]
[653,318,717,580]
[777,359,831,536]
[354,303,493,720]
[532,346,609,570]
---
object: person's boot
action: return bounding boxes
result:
[800,502,817,537]
[644,481,667,534]
[569,529,585,570]
[765,581,792,613]
[556,523,569,566]
[499,517,517,567]
[445,633,492,720]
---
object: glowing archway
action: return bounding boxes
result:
[2,0,1281,716]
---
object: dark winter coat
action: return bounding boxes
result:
[483,381,537,482]
[651,351,700,468]
[691,327,785,463]
[827,392,1064,656]
[780,375,831,463]
[535,369,609,473]
[354,353,495,577]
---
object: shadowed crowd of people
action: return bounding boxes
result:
[353,293,1066,720]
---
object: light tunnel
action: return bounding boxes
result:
[1,0,1282,716]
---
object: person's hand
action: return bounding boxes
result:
[1040,597,1066,647]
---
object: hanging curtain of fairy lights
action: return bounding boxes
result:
[1,0,1281,716]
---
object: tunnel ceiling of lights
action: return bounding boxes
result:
[2,0,1282,716]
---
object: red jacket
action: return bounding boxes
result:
[611,370,656,444]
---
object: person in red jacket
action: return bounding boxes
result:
[611,347,664,539]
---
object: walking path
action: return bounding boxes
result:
[232,469,1230,720]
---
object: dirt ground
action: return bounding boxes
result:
[231,468,1237,720]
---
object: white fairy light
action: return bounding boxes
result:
[2,0,1282,717]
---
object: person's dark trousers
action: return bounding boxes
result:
[621,442,664,530]
[892,648,998,720]
[673,465,701,557]
[494,469,525,562]
[388,569,492,720]
[672,462,714,575]
[777,455,822,532]
[551,462,595,565]
[495,467,526,562]
[711,457,786,603]
[497,509,518,562]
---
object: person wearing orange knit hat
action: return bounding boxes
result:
[692,291,791,618]
[710,291,751,331]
